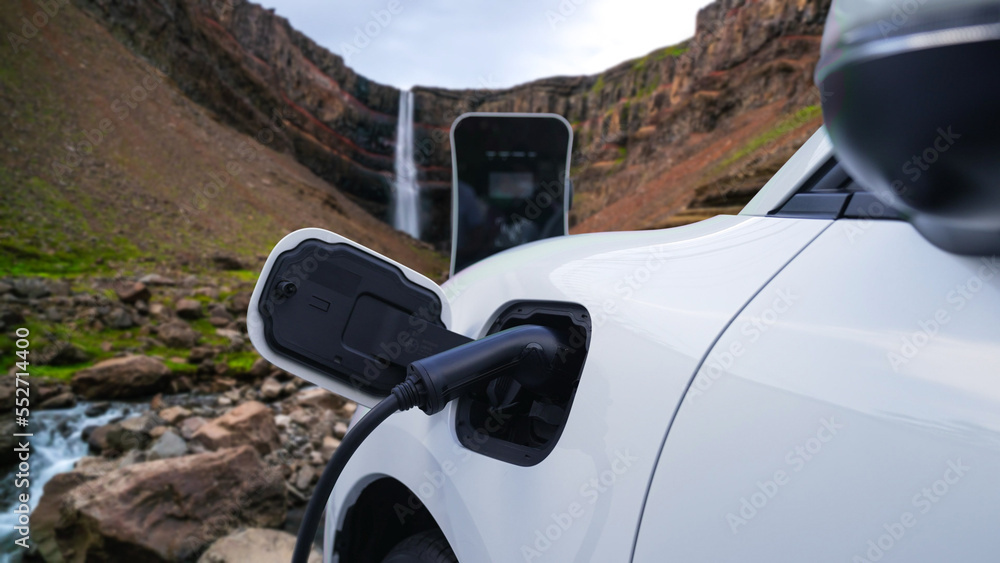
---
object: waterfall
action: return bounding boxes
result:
[393,90,421,239]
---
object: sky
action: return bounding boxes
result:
[260,0,714,90]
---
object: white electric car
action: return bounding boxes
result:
[249,0,1000,561]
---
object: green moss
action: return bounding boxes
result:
[219,350,259,373]
[31,364,87,381]
[0,173,142,276]
[715,105,823,171]
[614,146,627,165]
[632,56,648,72]
[656,42,691,60]
[164,360,198,374]
[591,75,605,94]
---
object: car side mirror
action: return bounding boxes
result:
[248,229,471,407]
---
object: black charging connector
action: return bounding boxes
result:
[291,324,564,563]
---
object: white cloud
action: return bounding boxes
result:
[259,0,712,89]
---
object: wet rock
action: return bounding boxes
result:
[175,298,203,319]
[116,281,151,304]
[33,446,286,561]
[198,528,321,563]
[85,402,110,417]
[157,320,201,348]
[148,430,188,460]
[87,424,114,453]
[72,355,172,399]
[0,281,11,295]
[191,401,280,455]
[38,391,77,410]
[103,412,163,452]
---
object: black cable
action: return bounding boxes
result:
[291,392,404,563]
[290,326,561,562]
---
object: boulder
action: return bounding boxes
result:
[249,357,271,378]
[38,391,76,410]
[175,298,203,319]
[105,307,135,329]
[260,377,283,400]
[211,254,246,271]
[289,387,346,412]
[294,465,316,491]
[179,416,207,440]
[72,355,171,399]
[87,423,114,453]
[102,412,164,452]
[148,430,188,460]
[116,281,151,304]
[10,278,50,299]
[157,320,201,348]
[333,421,348,439]
[208,303,234,323]
[320,436,341,461]
[199,528,321,563]
[226,291,252,315]
[37,342,90,366]
[159,405,191,425]
[33,446,286,562]
[191,401,279,455]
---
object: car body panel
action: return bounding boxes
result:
[633,220,1000,561]
[328,216,830,562]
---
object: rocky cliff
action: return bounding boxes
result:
[75,0,830,246]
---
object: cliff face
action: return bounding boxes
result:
[413,0,830,235]
[76,0,830,245]
[77,0,402,220]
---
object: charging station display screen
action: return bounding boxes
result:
[489,172,535,199]
[452,115,572,274]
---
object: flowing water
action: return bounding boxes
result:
[393,90,421,239]
[0,402,144,560]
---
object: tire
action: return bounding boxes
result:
[381,530,458,563]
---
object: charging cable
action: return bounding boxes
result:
[291,325,562,563]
